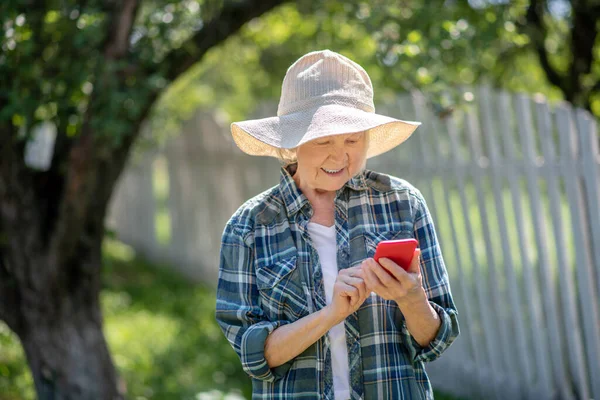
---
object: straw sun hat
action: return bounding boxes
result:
[231,50,421,160]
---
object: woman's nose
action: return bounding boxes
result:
[329,146,347,163]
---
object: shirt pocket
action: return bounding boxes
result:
[255,255,309,322]
[363,229,414,259]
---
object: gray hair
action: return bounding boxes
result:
[275,148,298,167]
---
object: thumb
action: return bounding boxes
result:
[407,248,421,274]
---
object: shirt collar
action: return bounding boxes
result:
[279,165,369,217]
[345,169,368,191]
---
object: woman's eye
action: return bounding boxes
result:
[346,140,358,144]
[315,141,330,146]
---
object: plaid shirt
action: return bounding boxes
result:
[216,167,459,399]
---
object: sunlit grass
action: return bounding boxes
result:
[100,238,248,399]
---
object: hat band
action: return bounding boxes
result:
[277,94,375,116]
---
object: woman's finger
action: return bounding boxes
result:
[369,260,400,289]
[337,282,358,299]
[341,266,362,279]
[362,261,382,291]
[352,267,366,280]
[406,248,422,274]
[353,277,366,302]
[344,276,364,286]
[359,280,369,304]
[346,276,366,305]
[346,265,363,275]
[378,257,408,282]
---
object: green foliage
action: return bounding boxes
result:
[348,1,569,101]
[149,0,600,151]
[0,0,223,146]
[1,3,104,138]
[3,1,597,151]
[0,324,35,399]
[347,0,599,113]
[147,2,385,148]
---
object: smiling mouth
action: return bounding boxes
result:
[322,167,345,175]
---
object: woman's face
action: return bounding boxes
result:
[294,132,368,193]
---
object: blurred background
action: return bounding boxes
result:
[1,1,599,399]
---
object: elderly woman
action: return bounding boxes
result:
[216,50,459,399]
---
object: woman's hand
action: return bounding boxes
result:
[324,265,369,324]
[361,249,425,307]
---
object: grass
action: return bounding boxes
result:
[0,238,465,400]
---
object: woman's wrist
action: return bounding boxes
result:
[395,287,428,310]
[321,305,345,327]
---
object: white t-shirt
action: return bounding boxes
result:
[307,222,350,400]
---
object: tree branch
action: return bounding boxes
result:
[535,42,568,94]
[44,0,288,281]
[45,90,158,282]
[104,0,141,60]
[0,252,20,333]
[162,0,291,82]
[569,4,598,103]
[0,128,38,331]
[0,131,33,233]
[44,0,142,276]
[35,132,75,243]
[46,122,97,277]
[522,0,568,97]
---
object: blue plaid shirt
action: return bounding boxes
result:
[216,167,459,399]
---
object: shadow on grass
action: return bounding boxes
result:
[101,239,251,399]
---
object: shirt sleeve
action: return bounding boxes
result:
[401,190,460,363]
[215,220,293,382]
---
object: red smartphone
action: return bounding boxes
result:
[374,239,419,271]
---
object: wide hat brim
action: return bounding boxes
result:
[231,103,421,159]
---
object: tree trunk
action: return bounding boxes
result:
[0,120,134,399]
[18,276,123,400]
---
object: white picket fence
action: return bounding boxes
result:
[106,87,600,400]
